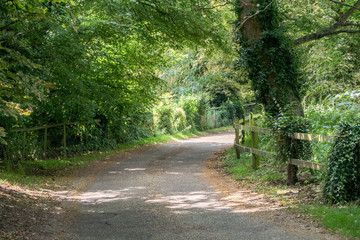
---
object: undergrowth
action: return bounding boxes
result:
[302,205,360,239]
[0,126,232,188]
[223,128,360,239]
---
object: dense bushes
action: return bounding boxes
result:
[237,90,360,203]
[323,122,360,203]
[153,94,238,134]
[1,93,240,169]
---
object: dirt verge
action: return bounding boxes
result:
[203,148,344,240]
[0,144,160,240]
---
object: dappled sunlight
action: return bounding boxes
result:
[204,161,286,214]
[76,187,145,204]
[145,189,283,214]
[177,139,231,145]
[165,171,182,175]
[123,168,146,171]
[176,132,234,145]
[220,192,285,213]
[145,189,284,214]
[146,191,238,212]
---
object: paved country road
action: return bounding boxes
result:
[61,131,339,240]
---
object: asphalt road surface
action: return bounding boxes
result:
[66,131,317,240]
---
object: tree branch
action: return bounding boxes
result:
[195,1,235,10]
[239,0,274,28]
[295,28,360,45]
[294,0,360,45]
[342,22,360,27]
[328,0,360,11]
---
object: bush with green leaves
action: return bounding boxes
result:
[153,96,177,134]
[323,122,360,204]
[220,102,245,124]
[271,113,312,163]
[178,95,199,131]
[173,108,187,132]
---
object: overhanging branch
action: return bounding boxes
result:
[294,0,360,45]
[328,0,360,11]
[294,28,360,45]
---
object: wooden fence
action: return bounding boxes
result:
[233,113,337,185]
[7,119,100,158]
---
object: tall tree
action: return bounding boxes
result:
[234,0,304,116]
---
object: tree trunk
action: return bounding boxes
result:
[235,0,304,117]
[235,0,305,185]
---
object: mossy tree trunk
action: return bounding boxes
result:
[235,0,305,184]
[235,0,304,117]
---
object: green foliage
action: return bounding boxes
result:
[223,146,287,194]
[178,95,199,130]
[278,0,360,100]
[304,89,360,165]
[0,0,50,123]
[323,122,360,204]
[153,93,222,134]
[173,108,187,132]
[235,0,304,115]
[157,105,175,134]
[305,204,360,238]
[270,111,312,163]
[222,101,245,121]
[0,127,6,145]
[160,48,249,107]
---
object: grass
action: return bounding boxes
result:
[222,138,360,239]
[223,137,288,195]
[0,125,233,188]
[302,204,360,238]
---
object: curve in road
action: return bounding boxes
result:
[64,131,325,240]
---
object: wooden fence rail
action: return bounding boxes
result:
[7,119,100,158]
[234,114,335,184]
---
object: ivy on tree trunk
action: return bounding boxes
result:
[235,0,307,185]
[234,0,304,117]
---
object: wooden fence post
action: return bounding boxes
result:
[43,127,48,158]
[214,109,217,128]
[250,113,260,170]
[241,115,246,143]
[234,117,241,159]
[287,138,298,185]
[22,132,26,160]
[63,123,67,157]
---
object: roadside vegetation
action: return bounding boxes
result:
[222,94,360,239]
[223,146,360,239]
[2,0,360,239]
[0,125,232,188]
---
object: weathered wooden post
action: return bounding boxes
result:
[234,117,241,159]
[241,115,246,143]
[287,138,298,185]
[63,123,67,157]
[250,113,260,170]
[213,109,216,128]
[22,131,26,160]
[43,127,48,158]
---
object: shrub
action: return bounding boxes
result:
[178,95,199,131]
[173,108,187,132]
[153,100,176,134]
[323,122,360,204]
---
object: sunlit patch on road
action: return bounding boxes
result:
[77,187,146,204]
[146,191,237,212]
[124,168,146,171]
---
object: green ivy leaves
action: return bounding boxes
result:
[323,122,360,204]
[271,113,312,163]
